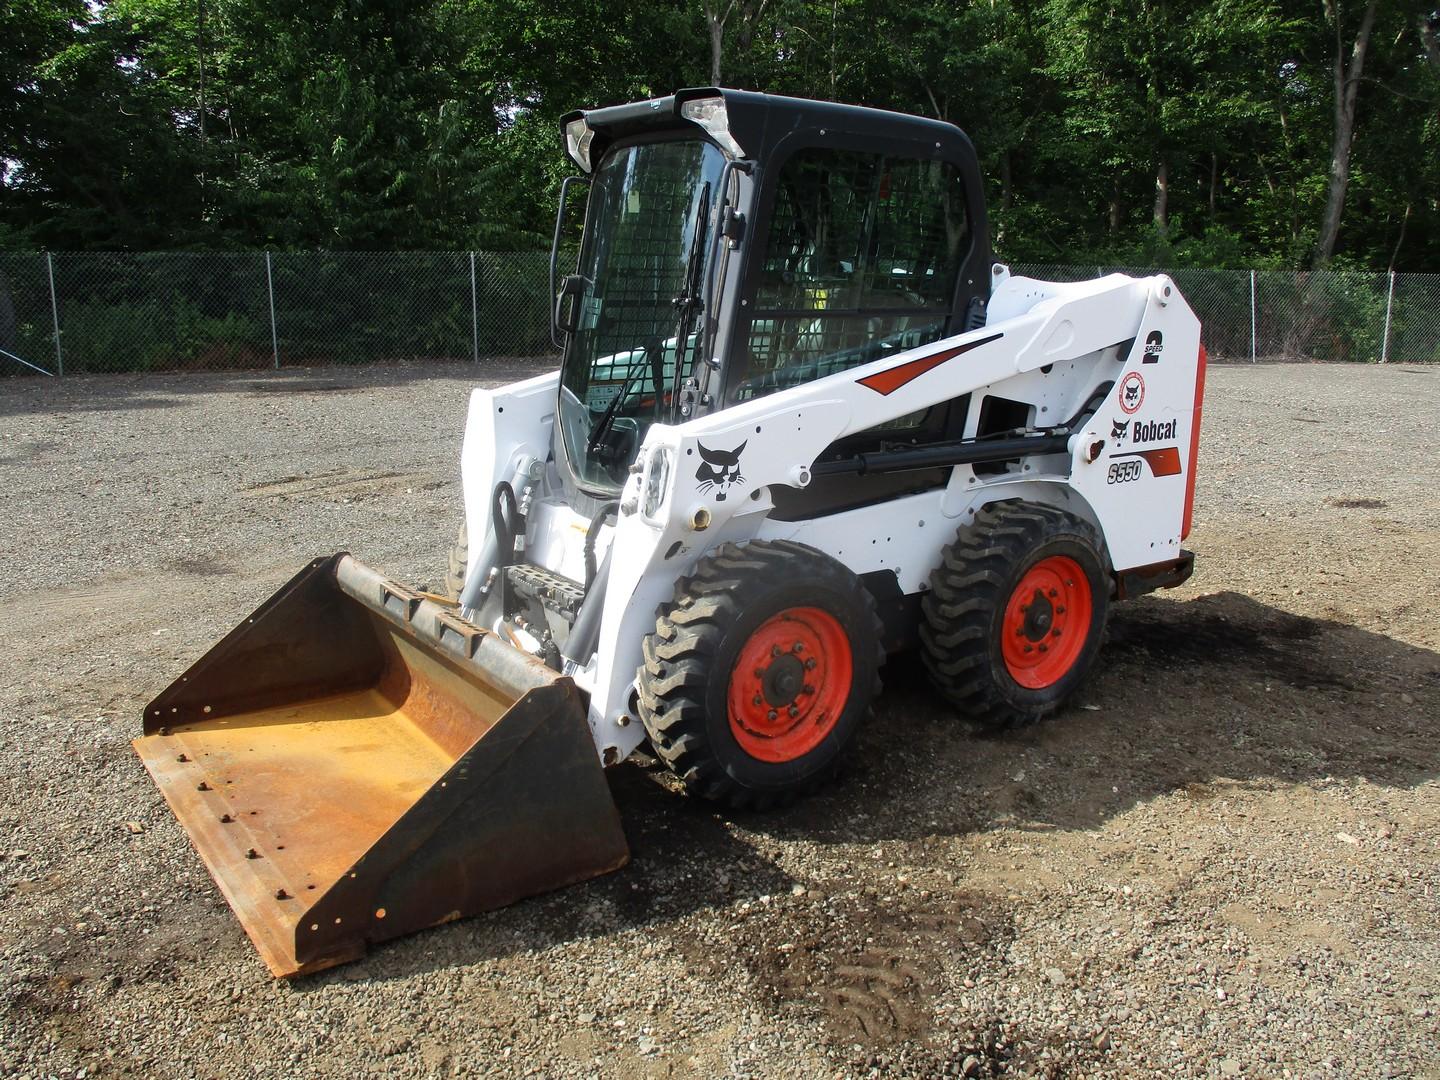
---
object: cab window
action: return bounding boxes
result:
[731,147,969,404]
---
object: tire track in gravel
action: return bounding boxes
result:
[667,885,1009,1046]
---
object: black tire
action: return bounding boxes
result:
[444,521,468,600]
[920,500,1109,730]
[637,540,884,810]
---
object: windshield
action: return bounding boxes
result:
[558,139,726,491]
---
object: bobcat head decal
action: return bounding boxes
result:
[1111,418,1130,440]
[695,441,746,501]
[1117,371,1146,414]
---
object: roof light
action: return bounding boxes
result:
[680,96,744,158]
[565,117,596,173]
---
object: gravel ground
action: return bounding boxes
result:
[1,361,1437,1079]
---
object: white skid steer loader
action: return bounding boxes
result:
[135,89,1205,976]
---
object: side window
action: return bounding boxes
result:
[733,147,969,404]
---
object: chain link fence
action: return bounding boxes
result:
[1013,264,1440,364]
[1,252,1436,376]
[0,251,554,376]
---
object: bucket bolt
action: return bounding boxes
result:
[246,848,260,860]
[220,814,234,824]
[275,889,290,900]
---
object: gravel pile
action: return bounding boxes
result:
[1,361,1436,1078]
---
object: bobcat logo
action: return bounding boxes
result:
[1118,371,1146,415]
[1111,418,1130,440]
[695,441,746,501]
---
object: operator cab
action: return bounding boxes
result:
[551,88,992,499]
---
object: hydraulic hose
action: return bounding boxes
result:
[583,501,620,592]
[563,547,611,669]
[492,481,519,569]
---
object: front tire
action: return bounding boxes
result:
[637,540,883,810]
[920,501,1109,730]
[444,521,468,600]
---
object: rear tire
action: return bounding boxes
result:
[637,540,883,810]
[920,501,1109,730]
[445,521,468,600]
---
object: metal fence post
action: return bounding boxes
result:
[46,252,64,375]
[470,251,479,363]
[265,251,279,369]
[1249,270,1257,363]
[1380,270,1395,364]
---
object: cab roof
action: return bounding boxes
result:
[560,87,978,173]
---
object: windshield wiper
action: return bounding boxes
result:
[587,338,660,455]
[668,182,711,423]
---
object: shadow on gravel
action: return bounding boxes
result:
[292,763,801,989]
[756,590,1440,846]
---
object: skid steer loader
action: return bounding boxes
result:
[135,88,1205,977]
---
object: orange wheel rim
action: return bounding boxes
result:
[1000,555,1092,689]
[727,606,853,763]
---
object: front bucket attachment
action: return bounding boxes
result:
[133,554,629,977]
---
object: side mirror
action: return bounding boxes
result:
[554,274,587,336]
[549,175,590,347]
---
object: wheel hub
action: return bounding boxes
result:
[761,653,805,706]
[1000,556,1093,690]
[726,607,854,763]
[1021,589,1053,640]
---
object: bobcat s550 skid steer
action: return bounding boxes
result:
[135,88,1205,977]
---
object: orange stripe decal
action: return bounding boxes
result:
[1137,446,1182,476]
[857,332,1003,395]
[1182,344,1207,540]
[1113,446,1183,476]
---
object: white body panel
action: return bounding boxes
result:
[460,271,1204,764]
[458,369,559,596]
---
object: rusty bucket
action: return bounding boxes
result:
[133,554,629,977]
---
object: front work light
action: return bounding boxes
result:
[565,117,596,173]
[641,447,672,521]
[680,97,744,158]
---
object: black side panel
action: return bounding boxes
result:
[768,467,950,521]
[859,569,922,654]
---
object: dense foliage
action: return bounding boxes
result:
[2,0,1436,269]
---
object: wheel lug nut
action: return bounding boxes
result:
[753,694,763,706]
[1049,589,1058,598]
[804,658,817,670]
[792,642,804,653]
[802,684,814,695]
[1052,629,1061,637]
[767,709,778,721]
[1024,645,1033,653]
[1056,606,1066,615]
[788,705,799,718]
[754,668,765,678]
[771,645,782,657]
[1039,644,1049,653]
